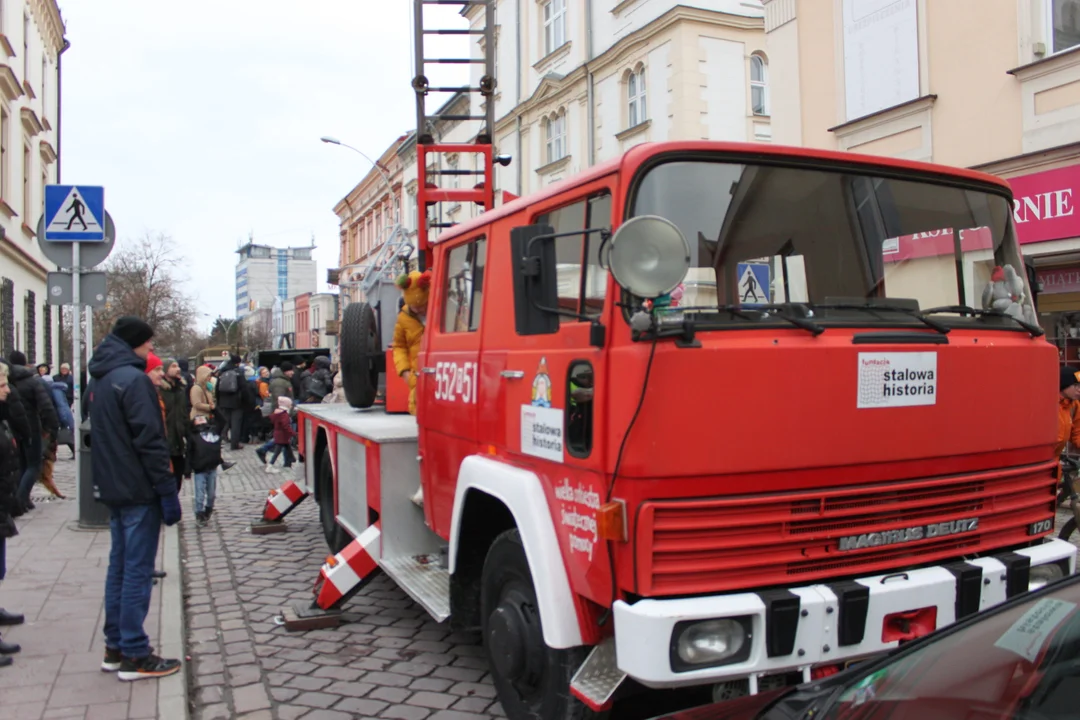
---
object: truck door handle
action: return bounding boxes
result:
[421,368,436,375]
[500,370,525,379]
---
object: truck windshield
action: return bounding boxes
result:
[628,159,1037,331]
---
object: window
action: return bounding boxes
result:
[628,66,647,127]
[442,236,487,333]
[0,277,11,357]
[448,155,459,188]
[543,0,567,56]
[545,111,567,164]
[1050,0,1080,54]
[21,13,27,86]
[566,362,594,457]
[22,141,29,220]
[750,54,769,116]
[536,191,612,320]
[23,289,34,363]
[408,190,418,231]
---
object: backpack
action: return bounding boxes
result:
[217,368,239,394]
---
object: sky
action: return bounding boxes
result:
[58,0,468,333]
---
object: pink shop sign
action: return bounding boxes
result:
[1036,266,1080,294]
[1009,165,1080,245]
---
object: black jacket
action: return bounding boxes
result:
[0,364,30,444]
[186,424,222,474]
[87,333,177,507]
[159,376,188,457]
[9,364,59,436]
[215,363,243,410]
[52,372,74,405]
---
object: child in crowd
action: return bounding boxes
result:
[187,415,223,527]
[266,396,295,474]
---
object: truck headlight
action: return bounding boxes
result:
[670,617,753,672]
[1030,562,1067,591]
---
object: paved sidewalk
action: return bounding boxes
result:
[0,456,187,720]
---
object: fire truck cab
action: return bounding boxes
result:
[299,140,1077,719]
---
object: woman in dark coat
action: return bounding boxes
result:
[0,361,26,662]
[159,359,189,491]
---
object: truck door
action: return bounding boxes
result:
[418,233,487,534]
[495,189,616,600]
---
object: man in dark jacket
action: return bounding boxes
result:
[7,351,59,511]
[214,355,245,451]
[87,316,182,682]
[302,356,334,403]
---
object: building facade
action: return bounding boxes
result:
[331,1,773,297]
[235,241,317,319]
[762,0,1080,362]
[0,0,64,366]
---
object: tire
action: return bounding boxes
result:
[319,450,349,554]
[341,302,380,409]
[481,529,598,720]
[1060,517,1077,543]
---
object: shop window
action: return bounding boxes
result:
[442,236,487,333]
[536,192,612,321]
[566,361,594,457]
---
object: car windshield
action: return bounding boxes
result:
[628,159,1037,330]
[814,578,1080,719]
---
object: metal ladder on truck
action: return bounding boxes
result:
[412,0,497,270]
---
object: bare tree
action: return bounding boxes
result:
[90,232,201,357]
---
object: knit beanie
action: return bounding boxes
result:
[112,316,154,348]
[280,361,294,372]
[278,396,293,410]
[145,352,163,374]
[1062,365,1080,392]
[7,350,26,366]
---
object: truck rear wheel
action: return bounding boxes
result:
[341,301,380,409]
[319,450,349,554]
[481,529,597,720]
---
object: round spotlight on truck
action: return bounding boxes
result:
[607,215,691,299]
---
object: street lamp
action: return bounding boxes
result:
[320,136,399,221]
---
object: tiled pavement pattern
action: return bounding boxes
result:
[0,456,185,720]
[181,445,510,720]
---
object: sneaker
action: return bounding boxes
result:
[117,653,182,681]
[195,512,207,528]
[263,465,273,473]
[255,448,267,464]
[0,655,11,668]
[101,647,122,672]
[410,487,424,508]
[221,461,236,471]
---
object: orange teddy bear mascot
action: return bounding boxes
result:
[392,270,432,417]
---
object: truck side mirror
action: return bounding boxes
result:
[511,223,559,336]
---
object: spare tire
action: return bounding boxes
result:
[341,302,380,408]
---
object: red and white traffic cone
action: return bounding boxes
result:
[314,524,382,610]
[250,480,308,534]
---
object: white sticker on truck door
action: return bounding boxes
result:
[521,404,564,461]
[857,352,937,409]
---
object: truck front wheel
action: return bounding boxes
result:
[481,529,597,720]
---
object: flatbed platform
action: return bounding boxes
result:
[297,403,418,443]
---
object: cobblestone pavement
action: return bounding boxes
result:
[180,444,509,720]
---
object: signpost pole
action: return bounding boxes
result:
[72,242,81,499]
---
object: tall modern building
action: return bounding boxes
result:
[235,242,317,319]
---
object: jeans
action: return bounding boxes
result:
[257,438,274,456]
[270,444,295,468]
[17,433,43,504]
[194,469,218,515]
[103,504,161,658]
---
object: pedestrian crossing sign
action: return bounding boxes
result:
[737,262,770,307]
[43,185,105,241]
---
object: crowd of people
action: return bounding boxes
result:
[0,315,348,678]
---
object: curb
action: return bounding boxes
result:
[157,522,190,719]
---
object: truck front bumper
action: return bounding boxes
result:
[613,540,1076,689]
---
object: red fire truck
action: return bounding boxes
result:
[296,137,1077,719]
[286,5,1074,717]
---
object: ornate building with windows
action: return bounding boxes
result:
[331,1,773,298]
[0,0,64,366]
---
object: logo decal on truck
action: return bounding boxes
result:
[531,357,552,407]
[857,352,937,409]
[837,518,979,551]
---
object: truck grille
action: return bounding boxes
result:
[635,462,1057,596]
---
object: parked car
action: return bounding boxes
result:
[657,571,1080,719]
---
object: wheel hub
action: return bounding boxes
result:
[487,588,543,687]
